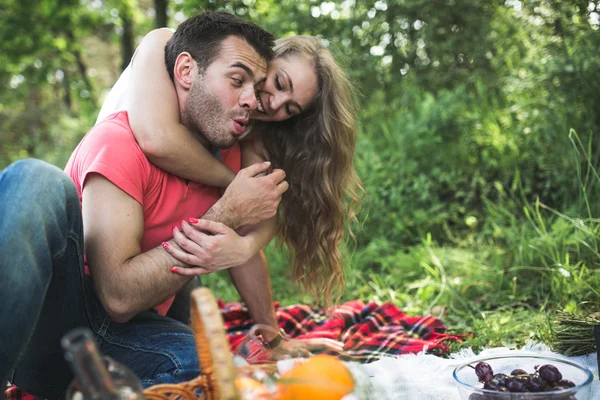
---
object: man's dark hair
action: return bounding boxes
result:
[165,11,275,81]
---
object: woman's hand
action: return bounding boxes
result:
[273,337,345,359]
[243,336,346,363]
[164,219,255,275]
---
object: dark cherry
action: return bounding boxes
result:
[506,378,526,392]
[483,378,502,391]
[510,368,528,376]
[475,362,494,383]
[526,375,548,392]
[555,379,575,388]
[492,373,510,386]
[538,364,562,384]
[514,374,531,385]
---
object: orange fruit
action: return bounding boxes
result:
[275,355,355,400]
[235,375,271,400]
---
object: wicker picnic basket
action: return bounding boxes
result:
[143,287,239,400]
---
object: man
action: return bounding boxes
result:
[0,11,286,399]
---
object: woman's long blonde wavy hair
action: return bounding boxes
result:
[258,36,364,307]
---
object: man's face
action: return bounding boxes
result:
[183,36,267,149]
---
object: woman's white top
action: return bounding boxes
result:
[96,28,175,124]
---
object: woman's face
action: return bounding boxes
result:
[252,55,318,122]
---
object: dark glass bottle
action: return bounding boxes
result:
[61,328,144,400]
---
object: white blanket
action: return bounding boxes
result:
[341,341,599,400]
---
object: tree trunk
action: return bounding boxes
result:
[62,69,73,115]
[26,88,41,155]
[63,29,96,106]
[120,3,135,71]
[155,0,168,28]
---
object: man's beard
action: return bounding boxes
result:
[182,76,237,149]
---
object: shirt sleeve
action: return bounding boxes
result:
[75,112,151,205]
[221,143,242,175]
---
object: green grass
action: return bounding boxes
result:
[203,186,600,355]
[203,131,600,355]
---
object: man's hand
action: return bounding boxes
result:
[163,219,255,275]
[215,161,288,228]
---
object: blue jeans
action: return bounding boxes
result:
[0,159,200,399]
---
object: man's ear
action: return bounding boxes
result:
[173,52,197,90]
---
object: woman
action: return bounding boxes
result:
[101,28,363,306]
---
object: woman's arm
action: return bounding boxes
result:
[126,28,235,187]
[235,136,277,245]
[227,139,279,338]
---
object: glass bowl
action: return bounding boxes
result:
[453,355,593,399]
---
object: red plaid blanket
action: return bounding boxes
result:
[5,300,462,400]
[223,299,463,363]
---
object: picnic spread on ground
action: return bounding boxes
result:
[5,290,597,400]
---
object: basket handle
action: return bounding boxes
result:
[190,287,239,400]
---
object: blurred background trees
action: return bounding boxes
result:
[1,0,599,348]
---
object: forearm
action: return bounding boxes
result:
[228,251,278,336]
[202,200,243,230]
[134,122,235,186]
[237,217,277,254]
[125,28,234,187]
[96,239,191,322]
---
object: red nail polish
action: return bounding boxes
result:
[161,242,169,249]
[170,267,178,273]
[189,217,198,224]
[171,225,177,231]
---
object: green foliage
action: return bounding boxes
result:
[1,0,600,351]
